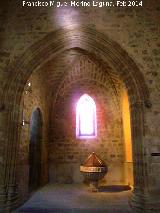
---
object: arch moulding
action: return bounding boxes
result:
[0,26,153,212]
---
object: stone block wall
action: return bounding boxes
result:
[49,55,126,185]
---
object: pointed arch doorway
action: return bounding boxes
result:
[29,108,43,192]
[1,27,152,212]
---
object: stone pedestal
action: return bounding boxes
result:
[90,181,99,192]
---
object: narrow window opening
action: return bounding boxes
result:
[76,94,97,139]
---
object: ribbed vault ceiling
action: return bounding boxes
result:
[37,48,122,99]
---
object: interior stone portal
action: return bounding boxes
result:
[1,22,155,211]
[16,49,133,205]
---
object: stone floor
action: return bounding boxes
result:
[14,184,132,213]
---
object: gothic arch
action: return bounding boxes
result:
[1,26,151,211]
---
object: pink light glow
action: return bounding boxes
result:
[76,94,97,139]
